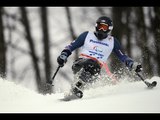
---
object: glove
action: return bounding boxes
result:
[57,52,68,67]
[132,62,142,73]
[57,49,71,67]
[125,58,142,72]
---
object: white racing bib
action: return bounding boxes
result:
[79,32,114,63]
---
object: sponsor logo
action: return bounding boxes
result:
[89,39,109,46]
[93,46,103,52]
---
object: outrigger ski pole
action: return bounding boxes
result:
[136,72,157,88]
[48,65,61,86]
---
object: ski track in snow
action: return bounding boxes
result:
[0,76,160,113]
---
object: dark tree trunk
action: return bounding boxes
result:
[40,7,51,83]
[40,7,52,94]
[65,7,78,60]
[125,7,132,56]
[152,7,160,76]
[135,7,153,78]
[20,7,42,93]
[0,7,6,78]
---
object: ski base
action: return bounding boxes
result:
[61,94,81,101]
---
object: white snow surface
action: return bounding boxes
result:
[0,76,160,113]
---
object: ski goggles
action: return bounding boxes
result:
[96,23,109,31]
[96,23,113,32]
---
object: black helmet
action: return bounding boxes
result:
[95,16,113,40]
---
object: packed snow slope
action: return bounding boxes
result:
[0,76,160,113]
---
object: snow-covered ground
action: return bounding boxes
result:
[0,76,160,113]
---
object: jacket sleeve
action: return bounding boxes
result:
[112,37,134,68]
[61,31,89,56]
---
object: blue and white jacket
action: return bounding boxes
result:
[63,31,133,68]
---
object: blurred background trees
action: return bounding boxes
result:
[0,7,159,94]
